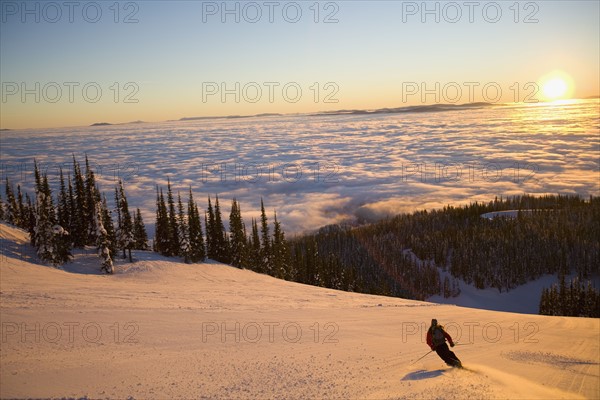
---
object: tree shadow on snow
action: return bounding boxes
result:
[401,369,446,381]
[0,236,43,266]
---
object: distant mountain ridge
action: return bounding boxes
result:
[177,102,496,122]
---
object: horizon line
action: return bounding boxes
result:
[2,96,598,132]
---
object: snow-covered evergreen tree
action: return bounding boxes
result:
[177,192,190,262]
[16,184,26,229]
[4,177,17,226]
[57,169,72,240]
[66,173,76,245]
[84,155,101,244]
[101,195,118,260]
[72,156,88,247]
[33,168,70,266]
[94,200,114,274]
[25,193,35,246]
[115,180,134,262]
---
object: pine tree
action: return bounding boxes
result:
[94,200,114,274]
[53,225,73,266]
[115,180,134,262]
[206,196,216,259]
[101,195,118,259]
[32,162,52,261]
[166,179,179,257]
[57,169,71,238]
[50,171,73,266]
[4,177,17,225]
[114,186,122,246]
[248,219,262,272]
[260,199,272,274]
[67,174,76,237]
[153,188,161,252]
[213,195,230,264]
[0,194,4,221]
[31,160,42,247]
[154,187,169,255]
[178,192,190,262]
[539,287,548,315]
[558,274,568,315]
[204,212,209,250]
[25,193,35,246]
[72,156,88,247]
[229,199,247,268]
[84,155,100,244]
[271,211,290,279]
[34,171,70,266]
[133,208,149,250]
[16,184,26,229]
[187,189,205,262]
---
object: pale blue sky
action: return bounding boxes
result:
[1,0,599,128]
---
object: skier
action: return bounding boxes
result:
[426,319,462,368]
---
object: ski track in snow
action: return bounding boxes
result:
[1,223,599,399]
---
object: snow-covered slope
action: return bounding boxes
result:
[428,273,562,314]
[1,222,599,399]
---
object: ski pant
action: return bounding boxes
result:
[434,343,460,365]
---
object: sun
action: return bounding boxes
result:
[539,71,574,102]
[542,78,568,100]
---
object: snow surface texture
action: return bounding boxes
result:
[1,223,599,399]
[1,100,599,235]
[428,271,562,315]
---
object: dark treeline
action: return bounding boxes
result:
[287,195,600,316]
[400,195,599,291]
[1,156,148,273]
[289,221,447,300]
[539,276,599,317]
[153,181,292,279]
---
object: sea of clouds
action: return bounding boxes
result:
[2,100,598,236]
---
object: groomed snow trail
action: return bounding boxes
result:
[1,223,598,399]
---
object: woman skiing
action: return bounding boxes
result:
[426,319,462,368]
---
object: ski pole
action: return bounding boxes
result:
[411,350,433,365]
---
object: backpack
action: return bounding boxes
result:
[431,326,446,346]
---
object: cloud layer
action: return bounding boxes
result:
[2,100,598,236]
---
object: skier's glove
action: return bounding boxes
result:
[450,343,455,347]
